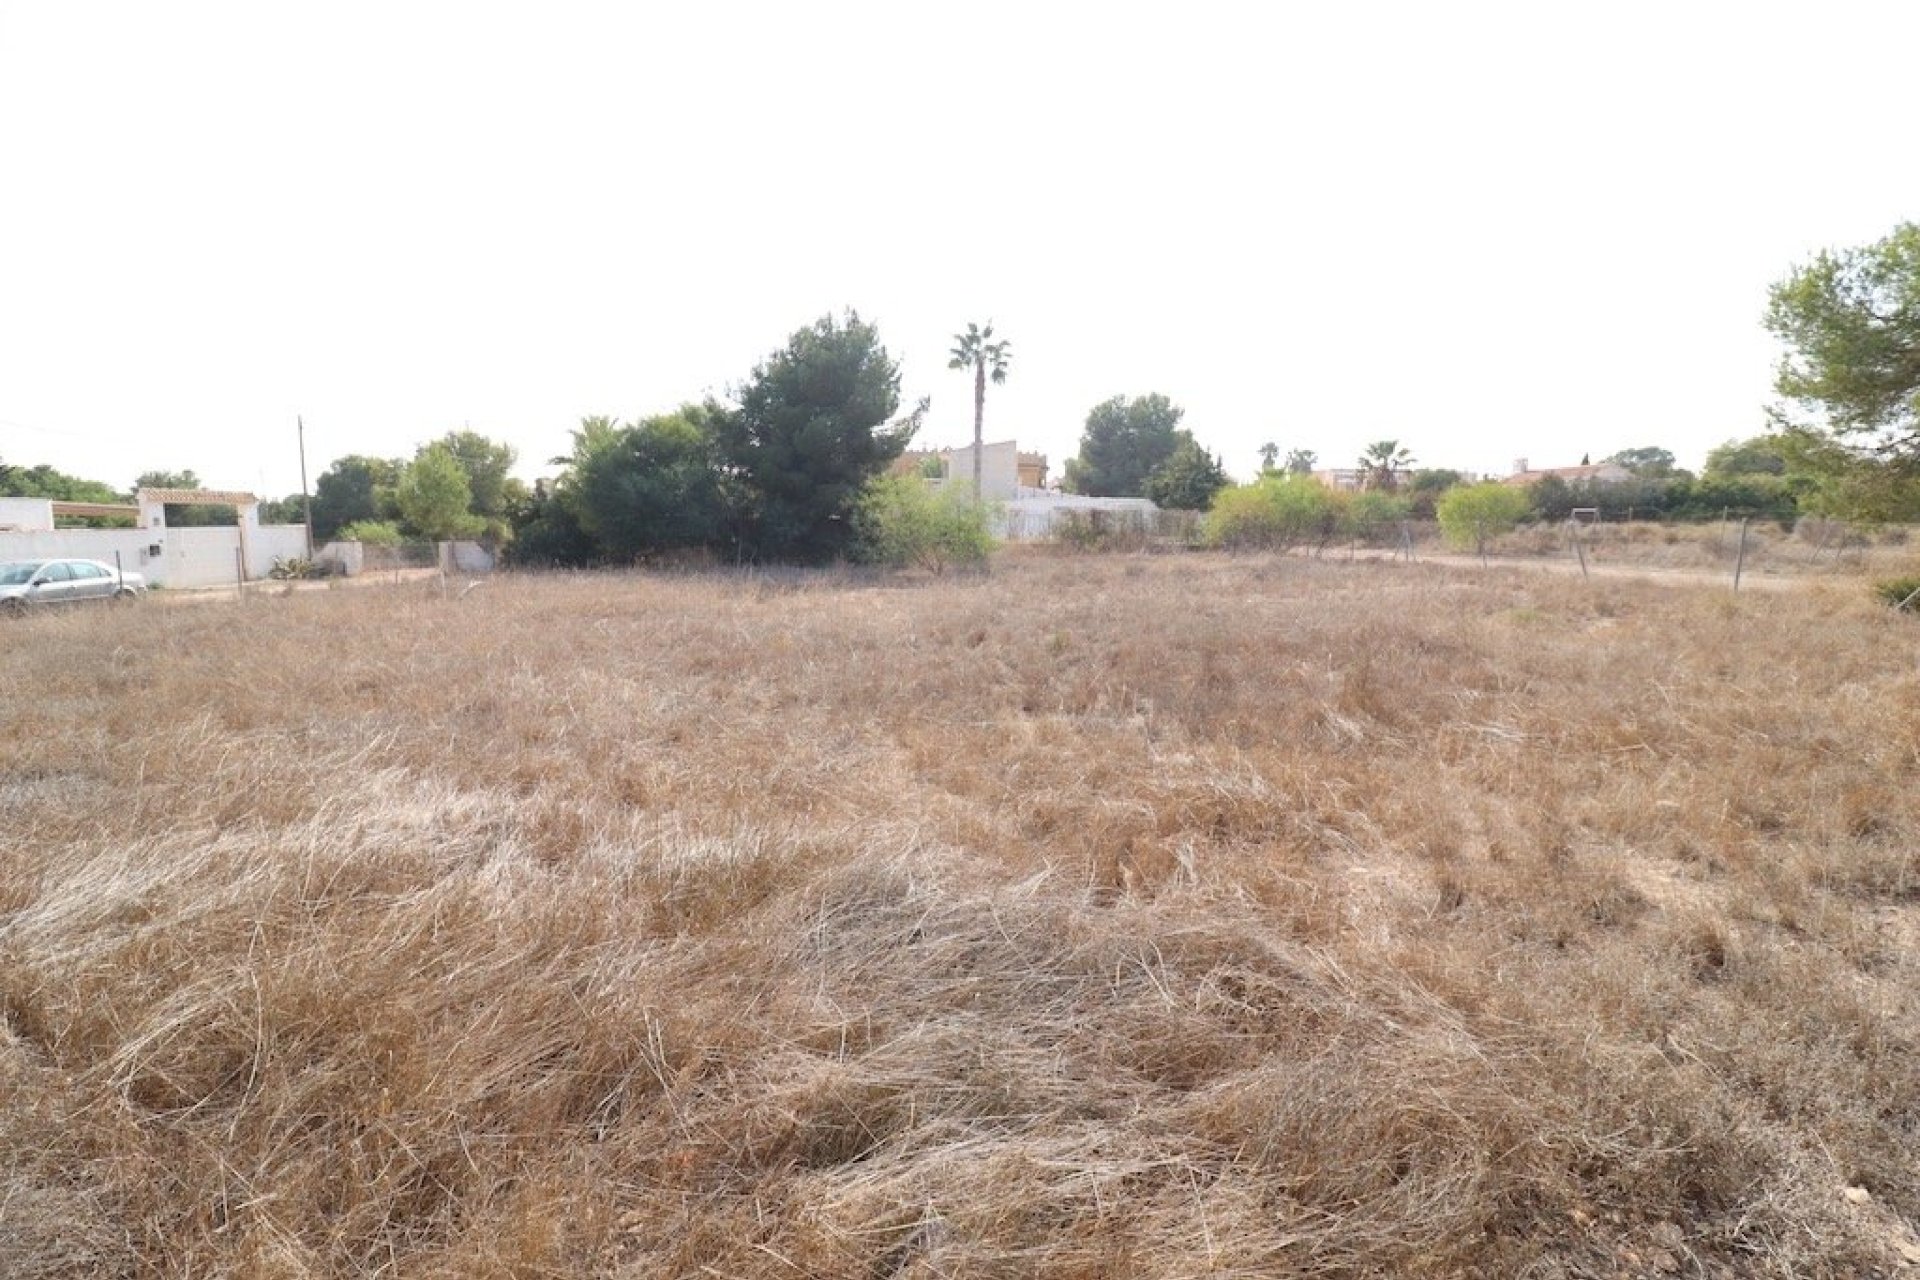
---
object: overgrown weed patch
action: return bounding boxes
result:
[2,556,1917,1275]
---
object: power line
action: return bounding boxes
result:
[0,415,151,448]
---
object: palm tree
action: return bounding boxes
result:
[948,322,1012,499]
[1358,440,1415,491]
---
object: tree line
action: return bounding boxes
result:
[1202,433,1900,555]
[0,464,311,529]
[1,310,1236,566]
[511,313,930,566]
[8,221,1917,558]
[506,316,1242,567]
[1218,220,1920,534]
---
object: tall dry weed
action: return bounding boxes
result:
[2,554,1917,1275]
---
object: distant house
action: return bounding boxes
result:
[894,440,1049,501]
[895,438,1163,540]
[892,449,946,480]
[1310,468,1369,492]
[1016,450,1048,489]
[1502,458,1635,487]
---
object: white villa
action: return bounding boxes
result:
[896,440,1161,540]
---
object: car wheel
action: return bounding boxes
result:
[1,598,26,616]
[113,588,140,603]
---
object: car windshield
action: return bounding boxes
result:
[0,562,47,586]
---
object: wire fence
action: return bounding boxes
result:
[362,542,443,574]
[342,541,496,581]
[1022,513,1914,593]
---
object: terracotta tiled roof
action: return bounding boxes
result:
[136,488,259,505]
[50,500,141,519]
[1503,465,1626,486]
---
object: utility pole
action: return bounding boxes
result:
[298,415,314,558]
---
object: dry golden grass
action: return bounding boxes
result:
[1477,518,1916,579]
[3,553,1918,1278]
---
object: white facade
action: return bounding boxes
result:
[0,527,161,578]
[0,498,58,531]
[151,525,309,587]
[0,502,310,587]
[939,441,1023,502]
[920,454,1166,541]
[997,493,1160,541]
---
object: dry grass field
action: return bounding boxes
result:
[1476,519,1915,580]
[3,553,1918,1278]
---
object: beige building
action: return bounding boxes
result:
[897,441,1049,501]
[1309,468,1369,492]
[1502,459,1635,487]
[1016,450,1048,489]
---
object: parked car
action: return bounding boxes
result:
[0,558,147,613]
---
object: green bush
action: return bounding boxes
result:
[1344,490,1410,544]
[566,409,728,561]
[1207,475,1344,550]
[1047,509,1155,553]
[336,519,404,546]
[268,555,319,580]
[1141,434,1230,510]
[1437,483,1533,553]
[1874,576,1920,611]
[854,475,994,573]
[394,443,487,542]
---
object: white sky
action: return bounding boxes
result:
[3,1,1916,496]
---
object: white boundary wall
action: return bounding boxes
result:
[0,528,160,578]
[0,498,57,531]
[249,525,309,578]
[166,528,247,587]
[0,524,310,588]
[997,494,1160,541]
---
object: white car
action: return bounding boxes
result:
[0,558,147,613]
